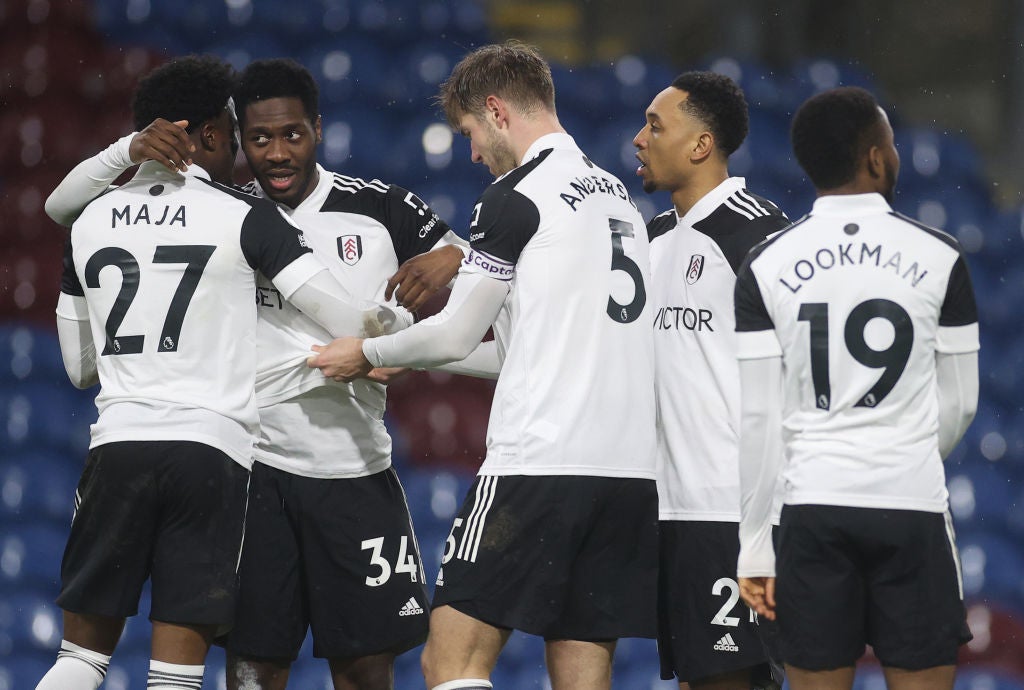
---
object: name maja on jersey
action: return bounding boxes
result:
[111,202,186,227]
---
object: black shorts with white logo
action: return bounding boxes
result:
[776,504,972,671]
[657,520,779,684]
[225,463,429,660]
[57,441,249,626]
[433,474,659,641]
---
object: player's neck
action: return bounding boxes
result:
[671,168,729,218]
[513,112,566,165]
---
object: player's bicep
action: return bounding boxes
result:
[385,185,455,263]
[239,204,315,292]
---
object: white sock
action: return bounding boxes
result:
[147,659,205,690]
[35,640,111,690]
[431,680,493,690]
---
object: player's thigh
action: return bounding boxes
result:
[57,442,161,618]
[775,505,867,671]
[300,467,430,659]
[864,510,971,670]
[553,477,658,641]
[224,461,307,660]
[657,521,774,684]
[434,475,656,640]
[149,442,249,626]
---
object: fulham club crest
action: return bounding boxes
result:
[686,254,705,284]
[338,235,363,266]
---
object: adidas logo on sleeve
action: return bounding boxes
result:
[398,597,424,616]
[713,633,740,652]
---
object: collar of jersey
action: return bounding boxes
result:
[810,192,892,216]
[520,131,580,165]
[675,176,747,228]
[138,160,212,181]
[289,163,332,214]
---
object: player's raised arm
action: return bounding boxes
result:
[45,119,194,227]
[239,198,410,339]
[385,231,469,312]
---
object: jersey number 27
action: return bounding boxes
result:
[85,245,215,355]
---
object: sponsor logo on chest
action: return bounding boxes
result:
[338,235,363,265]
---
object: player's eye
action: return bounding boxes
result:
[251,134,269,145]
[287,131,302,141]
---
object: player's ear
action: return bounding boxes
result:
[484,94,508,128]
[866,144,884,181]
[314,114,323,144]
[692,131,714,162]
[198,121,218,152]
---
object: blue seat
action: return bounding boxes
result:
[0,591,61,654]
[0,450,79,525]
[946,462,1015,537]
[0,324,66,383]
[0,655,54,690]
[958,532,1024,607]
[0,522,65,592]
[284,659,332,689]
[955,668,1024,690]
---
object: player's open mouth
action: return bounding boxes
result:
[266,172,296,191]
[635,155,647,176]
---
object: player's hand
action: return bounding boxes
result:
[365,367,410,384]
[307,338,372,382]
[130,118,194,173]
[739,576,777,621]
[385,244,464,312]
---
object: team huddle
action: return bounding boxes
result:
[36,40,979,690]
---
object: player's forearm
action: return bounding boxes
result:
[737,356,784,578]
[45,134,135,227]
[364,272,507,369]
[285,267,412,339]
[56,295,98,389]
[426,340,501,379]
[935,351,979,459]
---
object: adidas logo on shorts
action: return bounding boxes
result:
[435,567,445,587]
[713,633,740,652]
[399,597,424,617]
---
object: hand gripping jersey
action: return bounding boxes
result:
[650,178,789,521]
[250,164,452,477]
[462,133,656,478]
[735,193,979,512]
[59,162,318,468]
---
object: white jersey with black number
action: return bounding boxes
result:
[250,164,453,478]
[59,162,318,468]
[650,177,789,521]
[461,133,656,478]
[734,193,979,512]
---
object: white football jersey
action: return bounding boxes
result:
[461,133,656,478]
[249,164,452,477]
[650,178,789,521]
[59,162,319,468]
[735,193,979,512]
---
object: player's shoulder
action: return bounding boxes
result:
[647,209,677,243]
[694,188,791,272]
[742,214,811,268]
[319,171,392,212]
[195,177,276,213]
[887,211,964,253]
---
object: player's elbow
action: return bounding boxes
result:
[44,194,76,227]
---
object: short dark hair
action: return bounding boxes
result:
[438,40,555,128]
[791,86,884,190]
[670,71,749,156]
[234,58,319,127]
[131,55,236,133]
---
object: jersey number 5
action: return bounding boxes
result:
[798,298,914,410]
[85,245,215,355]
[606,218,646,323]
